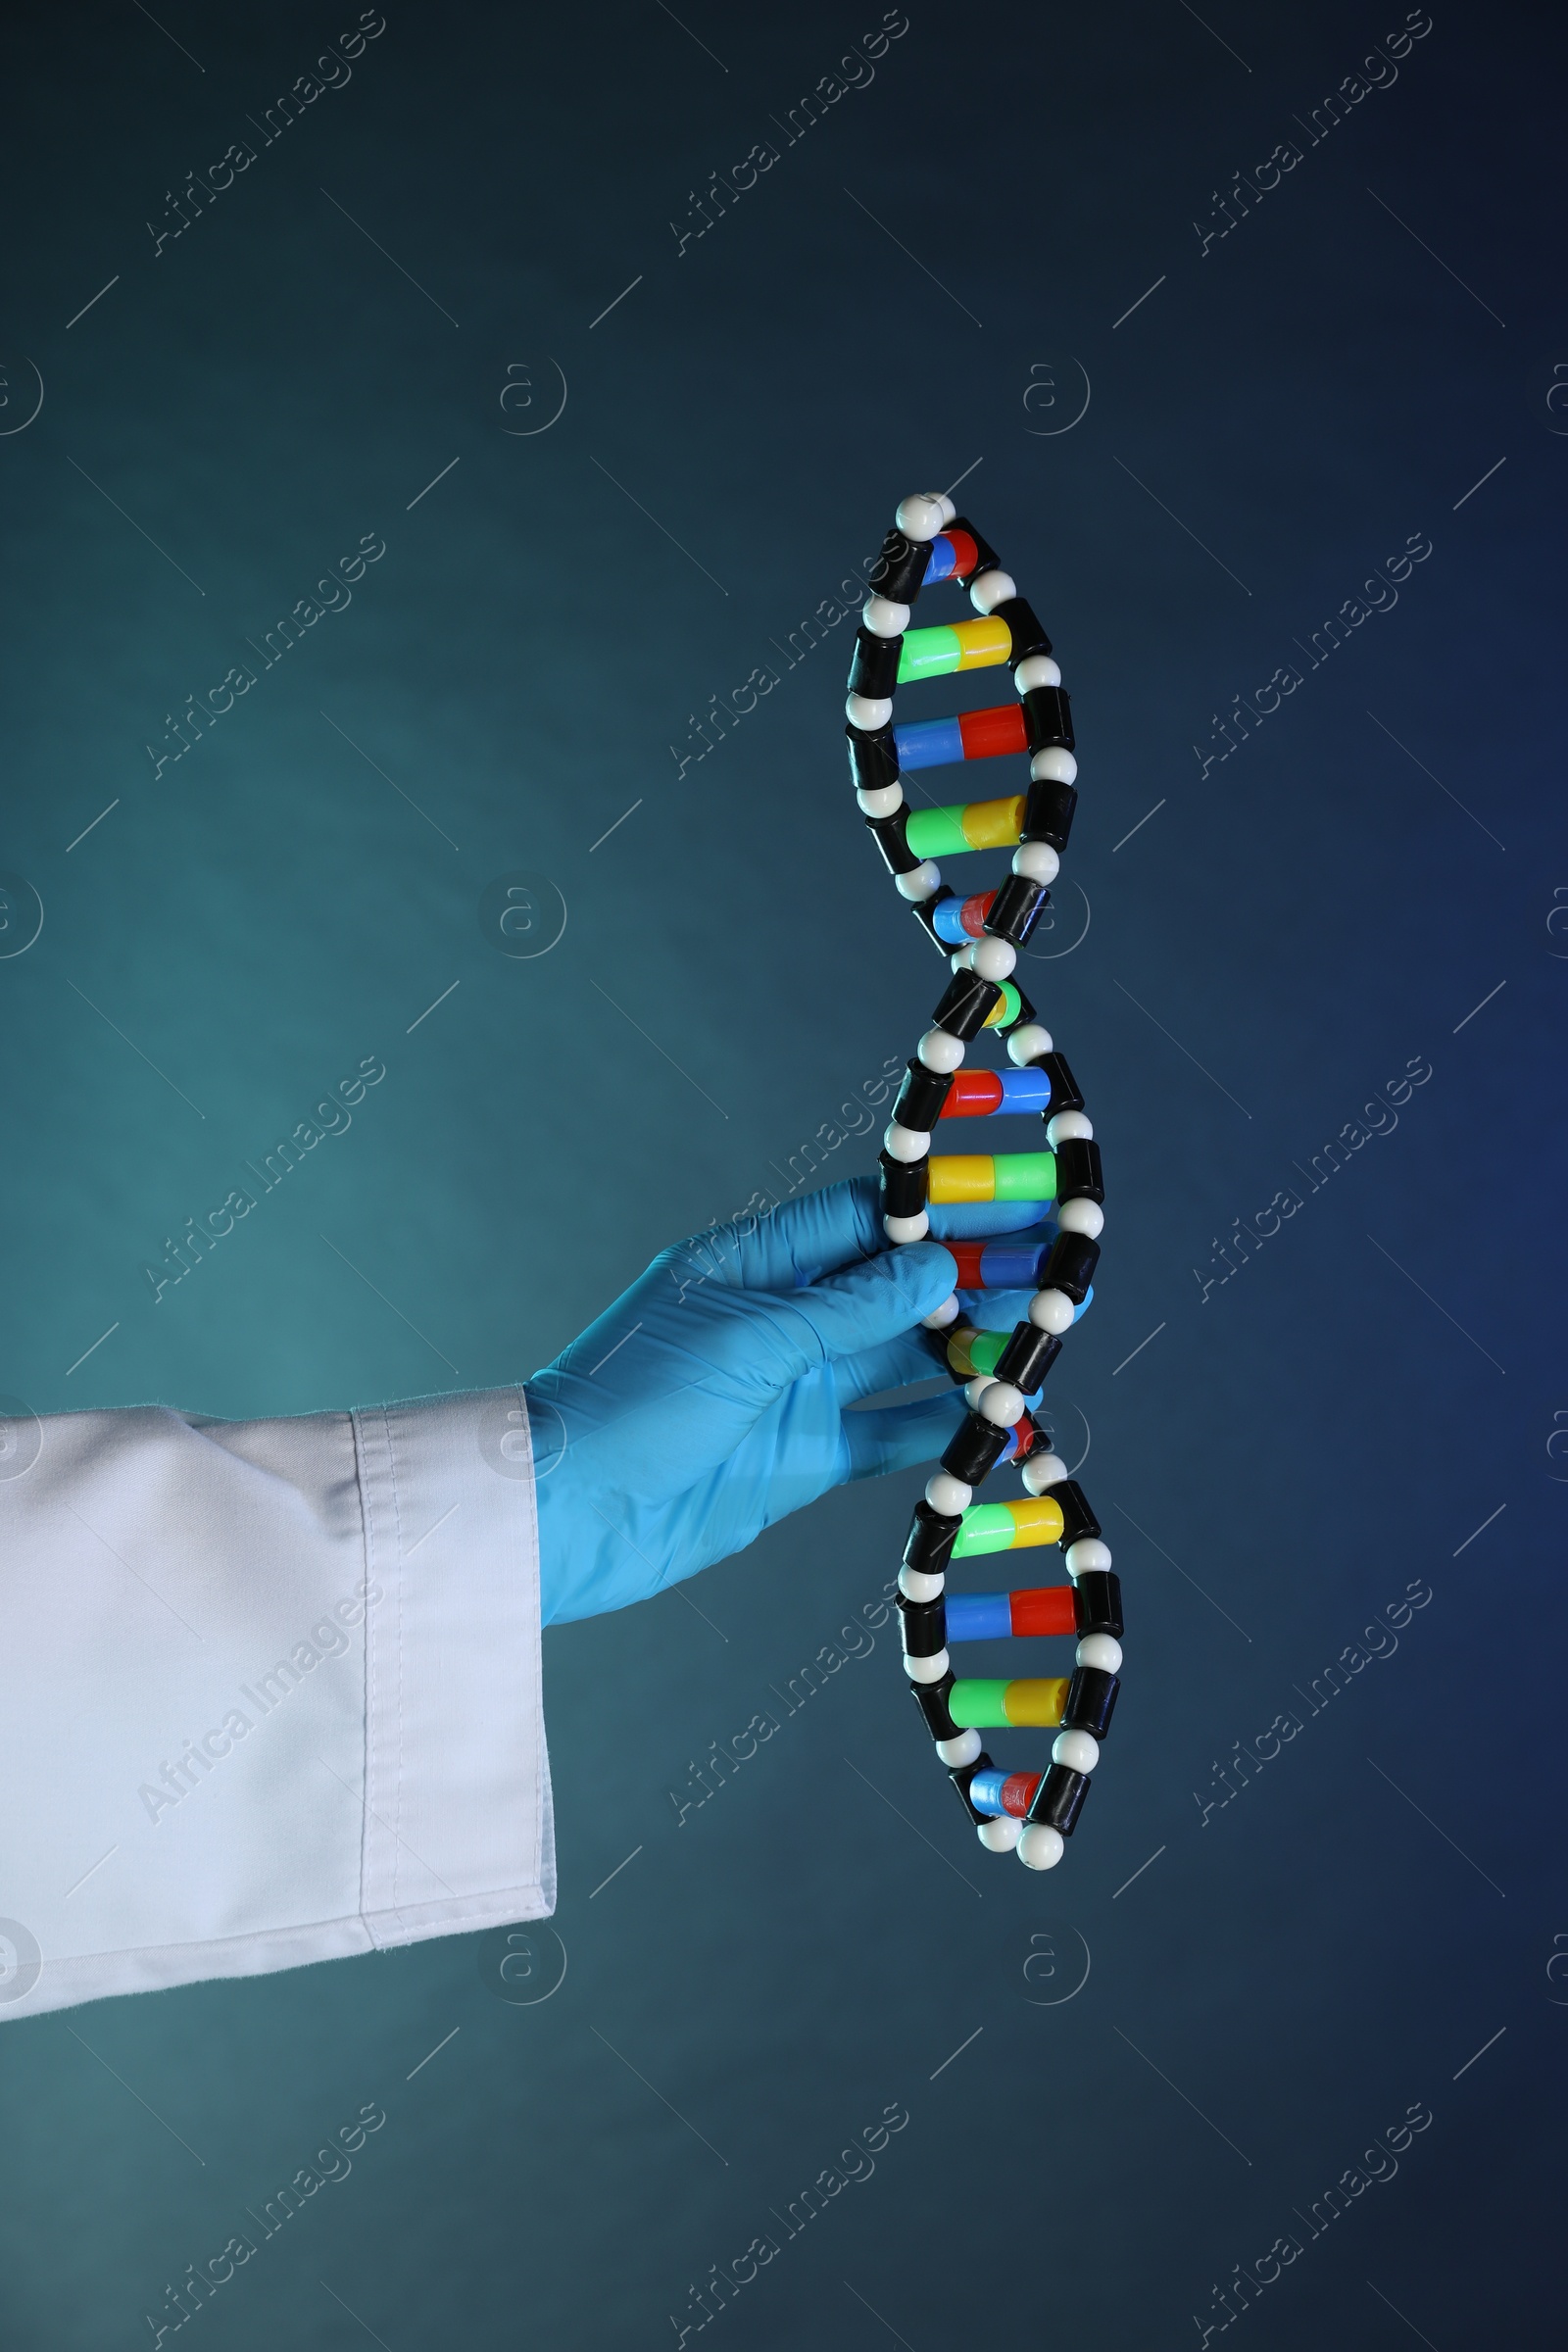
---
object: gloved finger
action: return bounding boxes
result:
[694,1240,960,1404]
[925,1199,1054,1242]
[838,1388,969,1482]
[662,1177,883,1298]
[834,1328,949,1404]
[679,1178,1063,1297]
[953,1287,1039,1334]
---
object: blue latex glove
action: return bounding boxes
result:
[525,1176,1053,1625]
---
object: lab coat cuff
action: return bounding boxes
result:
[350,1385,555,1947]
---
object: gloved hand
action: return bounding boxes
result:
[525,1176,1054,1624]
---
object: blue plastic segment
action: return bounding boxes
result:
[999,1066,1051,1115]
[945,1592,1012,1642]
[967,1767,1008,1817]
[893,714,964,771]
[931,895,976,946]
[977,1238,1053,1287]
[924,534,959,585]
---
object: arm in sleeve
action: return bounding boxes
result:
[0,1387,553,2022]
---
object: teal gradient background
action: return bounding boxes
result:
[1,2,1565,2345]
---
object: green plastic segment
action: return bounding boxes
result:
[904,804,969,859]
[898,625,962,682]
[952,1503,1015,1558]
[948,1678,1010,1729]
[993,1151,1056,1201]
[990,980,1022,1027]
[961,1330,1007,1377]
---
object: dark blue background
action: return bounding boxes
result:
[1,1,1564,2344]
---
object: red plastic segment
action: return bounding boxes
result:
[945,527,979,581]
[1003,1411,1037,1464]
[942,1067,1005,1118]
[947,1240,987,1288]
[958,703,1029,761]
[1009,1585,1077,1639]
[1000,1771,1044,1817]
[958,889,994,938]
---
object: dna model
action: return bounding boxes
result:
[847,490,1123,1872]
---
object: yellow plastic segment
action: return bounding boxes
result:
[953,616,1013,671]
[958,793,1026,850]
[928,1155,994,1204]
[1004,1676,1071,1727]
[1004,1495,1065,1548]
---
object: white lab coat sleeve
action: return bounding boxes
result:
[0,1386,554,2022]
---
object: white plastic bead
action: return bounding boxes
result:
[970,937,1016,982]
[926,1471,971,1515]
[962,1376,989,1412]
[884,1210,930,1245]
[937,1728,982,1767]
[1030,746,1078,785]
[1076,1633,1122,1674]
[895,492,946,541]
[899,1563,945,1602]
[1028,1289,1075,1336]
[1011,841,1059,885]
[950,945,975,972]
[862,594,909,636]
[847,693,893,730]
[857,782,904,818]
[934,492,956,525]
[1066,1537,1112,1577]
[896,862,942,903]
[1047,1110,1094,1147]
[978,1815,1023,1851]
[969,568,1016,613]
[1056,1198,1103,1239]
[979,1380,1025,1427]
[1053,1728,1100,1773]
[918,1027,964,1072]
[921,1294,960,1330]
[1013,653,1062,692]
[883,1121,929,1162]
[903,1647,951,1683]
[1006,1022,1053,1066]
[1021,1449,1068,1494]
[1017,1822,1064,1871]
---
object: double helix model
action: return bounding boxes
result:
[846,488,1123,1873]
